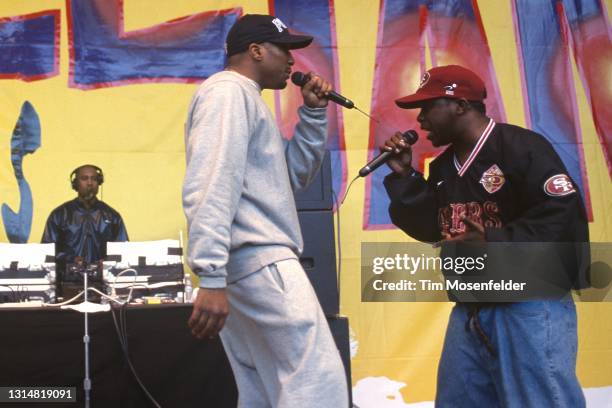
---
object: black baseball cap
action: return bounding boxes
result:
[225,14,313,57]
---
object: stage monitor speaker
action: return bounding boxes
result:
[328,316,353,407]
[298,210,339,315]
[294,150,333,210]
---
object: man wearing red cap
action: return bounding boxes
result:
[383,65,589,407]
[183,14,348,407]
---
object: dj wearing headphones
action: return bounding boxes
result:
[42,164,128,287]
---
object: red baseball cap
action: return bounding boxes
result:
[395,65,487,109]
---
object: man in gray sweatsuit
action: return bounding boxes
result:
[182,14,349,407]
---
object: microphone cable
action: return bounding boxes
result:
[292,73,414,321]
[331,189,342,311]
[111,303,162,408]
[340,175,359,206]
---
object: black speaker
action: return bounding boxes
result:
[298,210,339,315]
[294,150,333,210]
[328,316,353,408]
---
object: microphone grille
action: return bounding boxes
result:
[291,71,308,87]
[402,130,419,145]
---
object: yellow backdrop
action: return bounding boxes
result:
[0,0,610,403]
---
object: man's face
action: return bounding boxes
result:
[416,98,459,147]
[75,166,99,201]
[258,42,294,90]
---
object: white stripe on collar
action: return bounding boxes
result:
[453,118,496,177]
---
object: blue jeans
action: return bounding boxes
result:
[436,300,585,408]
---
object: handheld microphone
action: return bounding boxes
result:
[358,130,418,177]
[291,72,355,109]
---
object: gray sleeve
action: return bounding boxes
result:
[284,105,328,191]
[182,83,250,288]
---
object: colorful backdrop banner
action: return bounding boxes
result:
[68,0,240,89]
[272,0,348,199]
[0,10,59,81]
[0,1,610,405]
[512,0,612,219]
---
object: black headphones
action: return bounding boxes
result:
[70,164,104,191]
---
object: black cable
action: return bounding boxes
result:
[121,303,128,354]
[0,285,16,303]
[466,306,497,357]
[115,304,161,407]
[331,173,361,313]
[111,305,162,408]
[332,189,342,310]
[341,175,359,205]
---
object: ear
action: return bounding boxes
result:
[454,98,470,115]
[248,43,264,62]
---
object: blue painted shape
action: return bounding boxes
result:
[0,12,58,79]
[273,0,334,61]
[369,168,395,227]
[513,0,597,200]
[367,0,481,228]
[384,1,476,26]
[69,0,240,87]
[273,0,346,198]
[2,101,41,243]
[561,0,602,24]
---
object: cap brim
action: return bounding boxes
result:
[270,34,313,50]
[395,93,441,109]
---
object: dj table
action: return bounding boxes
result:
[0,304,237,407]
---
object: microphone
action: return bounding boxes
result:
[291,72,355,109]
[358,130,419,177]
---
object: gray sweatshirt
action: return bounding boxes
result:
[183,70,328,288]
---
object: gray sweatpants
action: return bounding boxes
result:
[220,258,349,408]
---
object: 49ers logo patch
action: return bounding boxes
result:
[479,164,505,194]
[418,72,430,89]
[543,174,576,196]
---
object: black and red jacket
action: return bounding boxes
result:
[384,121,590,291]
